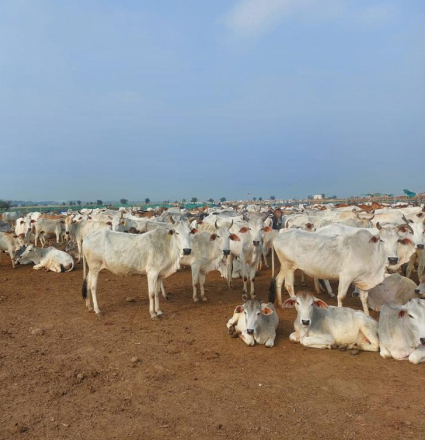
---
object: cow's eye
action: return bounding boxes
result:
[296,301,299,305]
[257,312,260,316]
[408,314,414,318]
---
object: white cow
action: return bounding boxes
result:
[17,245,74,272]
[273,228,404,315]
[0,232,25,268]
[367,274,423,311]
[226,299,279,347]
[283,292,379,351]
[379,299,425,364]
[34,218,66,247]
[81,220,194,318]
[180,225,232,302]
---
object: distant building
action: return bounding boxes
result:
[313,194,325,200]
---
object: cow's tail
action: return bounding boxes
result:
[271,244,275,278]
[269,277,276,304]
[82,243,88,299]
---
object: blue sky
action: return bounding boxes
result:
[0,0,424,201]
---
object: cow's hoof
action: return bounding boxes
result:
[193,297,199,303]
[95,311,104,318]
[242,292,248,301]
[201,297,207,302]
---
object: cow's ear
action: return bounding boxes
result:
[282,298,297,308]
[20,220,24,224]
[398,308,407,318]
[168,229,175,236]
[31,219,36,223]
[235,305,244,313]
[60,220,65,224]
[314,299,328,309]
[261,307,274,316]
[18,233,25,238]
[229,233,240,241]
[263,226,272,232]
[190,228,198,235]
[239,227,250,233]
[370,236,379,243]
[106,221,112,226]
[398,238,414,246]
[210,233,218,241]
[88,216,92,220]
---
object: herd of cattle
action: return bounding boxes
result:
[2,201,425,364]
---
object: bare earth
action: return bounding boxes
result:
[1,255,425,440]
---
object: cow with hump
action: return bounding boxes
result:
[283,292,379,351]
[81,218,194,318]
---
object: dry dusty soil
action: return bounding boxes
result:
[1,254,425,440]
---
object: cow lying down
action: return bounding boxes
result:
[17,245,74,273]
[227,299,279,347]
[367,273,424,311]
[283,292,379,351]
[379,298,425,364]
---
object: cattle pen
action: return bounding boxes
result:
[1,254,424,440]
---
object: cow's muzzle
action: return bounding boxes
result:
[415,289,421,294]
[223,249,230,256]
[183,248,191,255]
[388,257,398,265]
[253,241,260,247]
[66,231,70,235]
[417,244,424,250]
[247,329,254,335]
[302,320,310,326]
[421,338,425,345]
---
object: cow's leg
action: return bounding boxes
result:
[76,241,82,263]
[155,278,163,316]
[359,290,370,316]
[147,272,160,318]
[85,272,93,311]
[265,334,276,348]
[324,280,335,298]
[249,264,257,299]
[314,278,321,294]
[284,269,295,298]
[289,331,300,343]
[240,333,255,346]
[199,272,207,302]
[409,346,425,364]
[337,277,352,308]
[191,266,200,302]
[262,248,269,268]
[89,271,101,315]
[33,264,44,270]
[240,261,249,301]
[160,280,167,300]
[227,254,235,289]
[379,345,392,359]
[300,334,335,349]
[275,264,288,307]
[356,320,379,351]
[34,231,39,247]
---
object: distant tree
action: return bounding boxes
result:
[270,195,276,200]
[208,198,214,203]
[97,200,103,206]
[191,197,198,203]
[253,197,257,201]
[69,201,75,206]
[120,198,128,205]
[220,197,226,203]
[0,200,11,209]
[182,198,186,203]
[259,197,263,201]
[145,198,150,204]
[77,200,81,206]
[61,202,66,206]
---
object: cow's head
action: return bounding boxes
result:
[234,300,275,336]
[283,292,328,333]
[397,298,425,347]
[170,220,194,256]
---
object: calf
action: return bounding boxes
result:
[17,245,74,272]
[379,299,425,364]
[227,287,279,347]
[283,292,379,351]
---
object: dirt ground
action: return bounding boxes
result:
[1,254,425,440]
